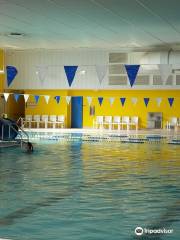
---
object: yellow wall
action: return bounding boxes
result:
[2,48,180,128]
[24,90,70,127]
[0,49,4,91]
[24,89,180,129]
[5,91,25,120]
[0,49,5,116]
[0,50,25,120]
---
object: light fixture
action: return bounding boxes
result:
[140,64,159,71]
[79,70,86,75]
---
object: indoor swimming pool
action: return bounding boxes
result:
[0,140,179,240]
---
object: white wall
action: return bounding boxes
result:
[5,49,109,89]
[5,49,180,90]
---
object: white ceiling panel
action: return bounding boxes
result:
[0,0,180,50]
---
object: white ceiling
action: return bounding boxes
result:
[0,0,180,50]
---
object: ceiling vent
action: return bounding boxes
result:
[109,53,128,63]
[9,32,25,37]
[109,75,127,85]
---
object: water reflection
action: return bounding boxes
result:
[0,141,179,240]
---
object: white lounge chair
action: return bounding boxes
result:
[41,115,49,128]
[122,116,130,130]
[57,115,65,128]
[130,116,139,131]
[94,116,104,129]
[49,115,57,128]
[167,117,178,130]
[33,115,41,128]
[24,115,32,128]
[113,116,121,130]
[104,116,112,130]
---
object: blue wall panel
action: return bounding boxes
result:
[71,97,83,128]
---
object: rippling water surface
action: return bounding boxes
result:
[0,141,179,240]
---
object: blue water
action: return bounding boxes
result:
[0,141,179,240]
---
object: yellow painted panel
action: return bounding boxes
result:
[80,90,180,129]
[24,90,70,127]
[5,92,25,120]
[23,89,180,129]
[0,74,4,92]
[0,49,4,92]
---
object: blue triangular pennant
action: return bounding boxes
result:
[6,66,18,87]
[125,65,140,87]
[55,96,60,104]
[14,94,20,102]
[120,97,126,106]
[34,95,40,104]
[64,66,78,87]
[144,98,150,107]
[98,97,103,106]
[168,98,174,107]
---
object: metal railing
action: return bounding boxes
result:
[0,119,29,148]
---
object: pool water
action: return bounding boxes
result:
[0,141,179,240]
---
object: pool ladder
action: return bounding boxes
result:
[0,120,29,148]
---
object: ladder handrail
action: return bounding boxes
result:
[10,122,29,142]
[16,117,30,140]
[0,119,29,148]
[18,125,29,141]
[0,123,22,142]
[9,124,24,148]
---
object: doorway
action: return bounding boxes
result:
[71,96,83,128]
